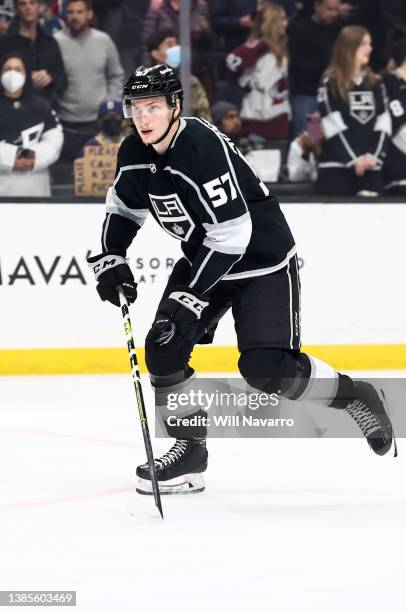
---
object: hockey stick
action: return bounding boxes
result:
[117,286,164,519]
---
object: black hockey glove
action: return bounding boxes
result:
[87,252,137,307]
[152,287,209,351]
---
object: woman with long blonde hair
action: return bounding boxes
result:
[226,2,290,140]
[317,25,391,196]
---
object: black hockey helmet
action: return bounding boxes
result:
[122,64,183,119]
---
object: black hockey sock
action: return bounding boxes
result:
[328,373,358,409]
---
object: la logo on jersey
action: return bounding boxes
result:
[348,91,375,124]
[148,193,195,241]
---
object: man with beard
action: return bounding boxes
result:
[55,0,123,161]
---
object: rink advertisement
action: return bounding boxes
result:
[0,202,405,372]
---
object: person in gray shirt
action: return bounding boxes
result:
[55,0,124,161]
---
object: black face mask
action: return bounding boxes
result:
[102,117,122,137]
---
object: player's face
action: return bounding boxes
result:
[355,34,373,67]
[131,97,174,144]
[66,1,93,34]
[16,0,40,23]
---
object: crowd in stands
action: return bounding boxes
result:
[0,0,406,197]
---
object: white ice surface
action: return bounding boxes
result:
[0,373,405,612]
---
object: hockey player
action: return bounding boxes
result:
[317,26,391,197]
[383,36,406,196]
[88,64,395,495]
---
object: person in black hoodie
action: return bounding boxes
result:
[115,0,149,79]
[288,0,342,136]
[210,0,257,52]
[0,0,66,103]
[93,0,123,46]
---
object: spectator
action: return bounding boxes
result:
[338,1,387,71]
[0,0,66,102]
[93,0,123,46]
[82,99,127,147]
[147,28,212,121]
[380,1,406,39]
[211,99,264,154]
[0,52,63,196]
[142,0,210,65]
[55,0,124,161]
[264,0,298,17]
[297,0,356,18]
[55,0,68,14]
[0,0,14,35]
[287,112,322,181]
[117,0,149,79]
[211,100,264,155]
[211,99,241,134]
[227,2,290,140]
[211,98,282,181]
[39,0,64,35]
[383,36,406,195]
[317,26,391,197]
[288,0,341,137]
[210,0,257,52]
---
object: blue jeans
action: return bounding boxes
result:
[291,95,318,137]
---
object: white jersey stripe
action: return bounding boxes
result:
[295,255,301,342]
[287,260,293,349]
[170,117,187,148]
[203,255,243,294]
[102,212,111,252]
[106,185,149,226]
[189,250,214,289]
[325,88,357,161]
[223,245,297,280]
[163,165,218,223]
[113,164,150,186]
[194,117,249,213]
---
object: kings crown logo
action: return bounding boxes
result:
[172,223,185,236]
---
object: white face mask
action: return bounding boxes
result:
[1,69,26,93]
[166,45,181,69]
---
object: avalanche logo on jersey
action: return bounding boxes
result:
[148,193,195,241]
[348,91,375,124]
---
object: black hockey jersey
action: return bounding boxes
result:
[382,71,406,190]
[101,117,295,294]
[317,75,391,170]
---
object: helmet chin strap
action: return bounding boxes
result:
[151,108,178,145]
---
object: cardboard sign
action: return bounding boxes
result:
[74,144,120,197]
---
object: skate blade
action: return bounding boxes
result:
[136,473,205,496]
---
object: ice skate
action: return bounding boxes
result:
[343,381,397,456]
[136,439,208,495]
